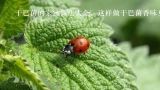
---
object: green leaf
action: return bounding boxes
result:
[25,13,113,52]
[0,0,29,38]
[0,59,2,72]
[0,0,80,39]
[0,33,47,89]
[119,42,160,90]
[0,58,8,83]
[30,0,80,9]
[0,38,6,52]
[22,12,138,90]
[0,36,9,83]
[0,0,5,13]
[29,0,80,21]
[0,78,32,90]
[1,55,49,90]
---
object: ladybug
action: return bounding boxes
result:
[62,36,90,56]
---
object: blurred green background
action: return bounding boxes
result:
[79,0,160,54]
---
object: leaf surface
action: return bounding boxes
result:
[22,13,138,90]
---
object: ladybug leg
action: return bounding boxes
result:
[83,51,86,54]
[64,53,70,58]
[73,52,76,56]
[65,54,68,58]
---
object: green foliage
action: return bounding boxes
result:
[0,0,80,39]
[0,0,5,13]
[30,0,80,8]
[0,36,48,90]
[1,54,49,90]
[119,42,160,90]
[0,57,9,83]
[0,0,29,38]
[138,0,160,39]
[0,0,139,90]
[80,0,160,54]
[0,36,9,83]
[21,11,138,90]
[0,78,32,90]
[25,14,112,52]
[79,0,144,31]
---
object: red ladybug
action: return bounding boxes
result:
[62,36,90,56]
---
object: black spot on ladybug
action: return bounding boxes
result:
[79,41,83,45]
[71,43,74,46]
[87,44,89,47]
[79,49,82,52]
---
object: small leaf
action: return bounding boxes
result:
[1,55,49,90]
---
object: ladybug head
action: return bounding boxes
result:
[62,44,73,55]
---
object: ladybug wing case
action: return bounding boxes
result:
[73,38,90,54]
